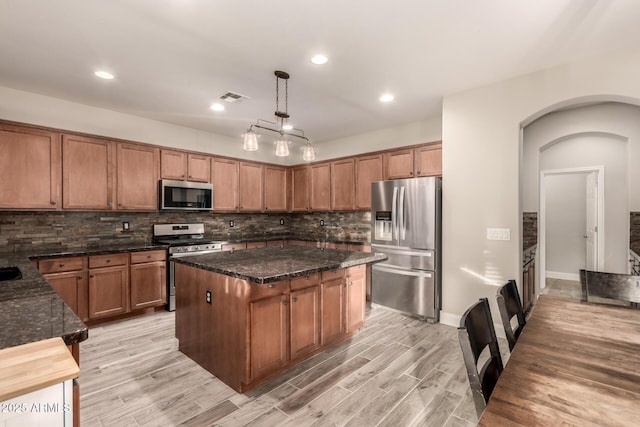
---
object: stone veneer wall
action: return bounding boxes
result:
[522,212,537,251]
[630,212,640,252]
[0,211,372,256]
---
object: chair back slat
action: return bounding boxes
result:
[496,280,526,351]
[458,297,504,418]
[580,269,640,304]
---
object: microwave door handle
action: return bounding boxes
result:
[392,186,398,240]
[399,186,406,240]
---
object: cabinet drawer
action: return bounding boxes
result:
[322,269,344,282]
[222,243,246,252]
[246,241,267,249]
[89,253,128,268]
[290,273,320,291]
[347,264,366,277]
[250,280,289,301]
[39,257,84,274]
[131,250,166,264]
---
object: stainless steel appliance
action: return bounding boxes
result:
[371,177,442,322]
[153,223,223,311]
[159,179,213,211]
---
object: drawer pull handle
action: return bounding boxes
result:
[268,284,275,289]
[90,275,95,278]
[283,301,289,306]
[147,255,151,259]
[77,276,82,280]
[59,263,65,267]
[293,297,298,303]
[106,259,111,263]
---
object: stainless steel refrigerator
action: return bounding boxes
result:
[371,177,442,322]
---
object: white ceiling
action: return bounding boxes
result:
[1,0,640,144]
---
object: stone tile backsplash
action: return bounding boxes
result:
[0,211,372,256]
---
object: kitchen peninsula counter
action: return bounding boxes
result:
[174,246,386,392]
[172,245,386,284]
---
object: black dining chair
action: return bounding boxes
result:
[458,297,504,418]
[579,269,640,308]
[496,280,526,351]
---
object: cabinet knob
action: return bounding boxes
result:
[417,171,421,174]
[50,201,56,205]
[283,300,289,306]
[147,255,152,259]
[181,174,185,178]
[342,283,347,288]
[59,263,65,267]
[90,274,95,278]
[265,207,268,210]
[188,175,192,179]
[106,259,111,263]
[410,171,414,175]
[107,201,113,207]
[268,284,275,289]
[293,297,298,303]
[77,276,83,280]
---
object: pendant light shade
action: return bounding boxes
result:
[302,144,315,162]
[275,139,289,157]
[243,130,259,151]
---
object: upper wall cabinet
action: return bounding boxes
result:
[331,159,355,211]
[63,135,114,210]
[415,143,442,177]
[264,165,288,212]
[161,150,211,182]
[383,142,442,180]
[116,143,159,211]
[383,148,414,180]
[291,166,310,212]
[239,162,264,211]
[0,124,61,210]
[354,154,383,210]
[310,163,331,211]
[212,157,239,211]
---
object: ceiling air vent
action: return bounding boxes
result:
[218,91,250,103]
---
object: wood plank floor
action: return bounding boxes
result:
[79,305,508,426]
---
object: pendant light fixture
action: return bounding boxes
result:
[242,71,314,161]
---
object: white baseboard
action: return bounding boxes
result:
[546,271,580,281]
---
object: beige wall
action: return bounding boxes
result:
[441,46,640,326]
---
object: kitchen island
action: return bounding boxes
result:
[173,246,386,392]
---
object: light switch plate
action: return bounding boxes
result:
[487,228,511,241]
[122,222,129,231]
[320,219,325,226]
[279,218,285,226]
[229,220,235,228]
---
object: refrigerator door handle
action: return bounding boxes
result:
[399,186,406,240]
[392,186,398,239]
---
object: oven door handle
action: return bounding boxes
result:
[170,249,221,257]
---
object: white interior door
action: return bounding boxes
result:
[585,171,598,270]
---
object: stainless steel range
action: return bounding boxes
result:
[153,223,223,311]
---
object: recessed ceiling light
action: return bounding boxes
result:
[379,94,394,103]
[94,70,114,80]
[282,124,293,131]
[210,103,225,112]
[310,54,328,65]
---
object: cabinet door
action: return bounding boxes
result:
[345,266,366,333]
[187,154,211,182]
[383,148,414,180]
[355,154,383,210]
[291,166,310,211]
[290,286,321,360]
[130,261,166,310]
[116,143,159,210]
[88,265,129,319]
[43,271,82,314]
[264,165,288,212]
[239,162,264,211]
[250,293,289,380]
[310,163,331,211]
[63,134,114,210]
[0,124,61,209]
[415,144,442,177]
[322,277,345,344]
[212,158,239,211]
[160,149,187,180]
[331,159,355,211]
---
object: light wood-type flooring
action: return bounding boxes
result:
[79,305,508,426]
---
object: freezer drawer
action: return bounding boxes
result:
[372,245,435,271]
[372,264,438,321]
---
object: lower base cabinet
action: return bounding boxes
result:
[290,285,321,360]
[89,264,129,319]
[346,265,366,333]
[250,293,289,380]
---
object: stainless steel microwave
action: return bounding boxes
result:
[159,179,213,211]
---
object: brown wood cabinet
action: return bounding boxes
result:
[42,272,81,314]
[290,285,321,360]
[88,254,129,319]
[331,159,355,211]
[212,157,239,211]
[264,165,288,211]
[62,134,114,210]
[39,256,88,321]
[0,124,61,209]
[221,243,246,252]
[249,292,289,381]
[321,274,345,345]
[187,154,211,182]
[415,144,442,177]
[345,265,366,333]
[310,163,331,211]
[116,143,159,211]
[130,250,167,310]
[355,154,383,210]
[383,148,415,179]
[239,162,264,211]
[246,241,267,249]
[291,165,310,211]
[161,150,210,182]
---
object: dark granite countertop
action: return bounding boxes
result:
[0,243,167,351]
[173,246,386,284]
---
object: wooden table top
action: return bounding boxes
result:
[479,294,640,426]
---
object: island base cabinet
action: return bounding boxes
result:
[250,294,289,381]
[290,286,321,360]
[346,266,366,333]
[321,277,345,345]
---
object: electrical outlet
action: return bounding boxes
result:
[206,289,212,304]
[122,221,130,231]
[279,218,285,226]
[486,228,511,241]
[229,220,235,228]
[320,219,325,226]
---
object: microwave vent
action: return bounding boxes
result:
[218,91,250,103]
